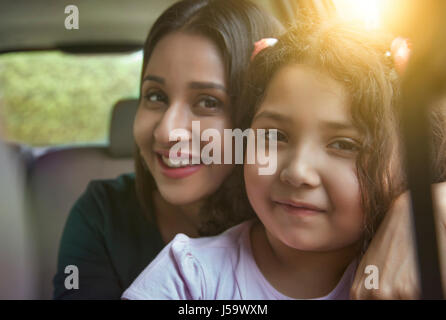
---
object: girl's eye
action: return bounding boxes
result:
[328,139,361,153]
[196,96,223,111]
[264,129,288,143]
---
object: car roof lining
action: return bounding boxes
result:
[0,0,177,53]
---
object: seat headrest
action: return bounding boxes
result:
[108,98,139,158]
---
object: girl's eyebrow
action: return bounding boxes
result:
[253,112,359,133]
[253,110,290,123]
[320,121,356,131]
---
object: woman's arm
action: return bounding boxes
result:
[350,183,446,299]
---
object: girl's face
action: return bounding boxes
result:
[134,32,233,205]
[245,65,365,252]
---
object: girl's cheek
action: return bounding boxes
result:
[244,163,260,192]
[327,164,365,240]
[244,148,286,194]
[244,162,276,213]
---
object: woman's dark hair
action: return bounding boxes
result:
[133,0,282,228]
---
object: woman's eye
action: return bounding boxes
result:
[328,139,361,152]
[196,97,222,110]
[144,90,168,104]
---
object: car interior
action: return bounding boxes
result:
[0,0,444,300]
[0,0,180,299]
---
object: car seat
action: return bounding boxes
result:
[27,98,138,299]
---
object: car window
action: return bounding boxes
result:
[0,50,142,146]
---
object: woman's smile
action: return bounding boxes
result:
[133,32,234,205]
[156,152,204,179]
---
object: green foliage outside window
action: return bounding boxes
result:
[0,51,142,146]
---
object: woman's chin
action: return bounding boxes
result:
[157,186,209,206]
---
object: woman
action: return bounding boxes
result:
[53,0,282,299]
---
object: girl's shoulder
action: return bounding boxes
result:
[122,220,256,299]
[167,220,255,267]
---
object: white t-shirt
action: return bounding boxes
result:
[122,220,357,300]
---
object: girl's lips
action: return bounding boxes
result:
[156,154,204,179]
[273,199,326,217]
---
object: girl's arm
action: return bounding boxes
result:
[350,183,446,299]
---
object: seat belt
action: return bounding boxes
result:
[400,99,444,299]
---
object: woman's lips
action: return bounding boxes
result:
[156,153,204,179]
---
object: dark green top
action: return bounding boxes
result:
[53,173,165,299]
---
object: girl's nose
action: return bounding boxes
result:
[153,101,192,146]
[279,148,321,189]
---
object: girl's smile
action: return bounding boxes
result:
[272,199,326,218]
[245,64,365,253]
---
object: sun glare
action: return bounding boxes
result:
[332,0,387,30]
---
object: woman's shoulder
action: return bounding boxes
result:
[82,173,136,202]
[55,173,163,299]
[73,173,139,216]
[66,172,156,240]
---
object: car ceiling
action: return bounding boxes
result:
[0,0,178,53]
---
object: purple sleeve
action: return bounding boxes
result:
[121,234,206,300]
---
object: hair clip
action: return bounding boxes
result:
[251,38,278,61]
[390,37,411,75]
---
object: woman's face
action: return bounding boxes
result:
[245,65,365,252]
[134,32,233,205]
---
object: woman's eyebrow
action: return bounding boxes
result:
[142,75,165,84]
[189,81,227,93]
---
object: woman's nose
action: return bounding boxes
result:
[279,147,321,189]
[153,101,192,146]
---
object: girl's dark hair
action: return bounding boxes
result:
[202,15,406,247]
[245,18,403,253]
[210,15,446,252]
[430,97,446,183]
[133,0,282,227]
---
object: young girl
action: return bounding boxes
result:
[122,17,439,300]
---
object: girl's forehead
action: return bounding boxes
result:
[255,64,351,122]
[268,64,346,99]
